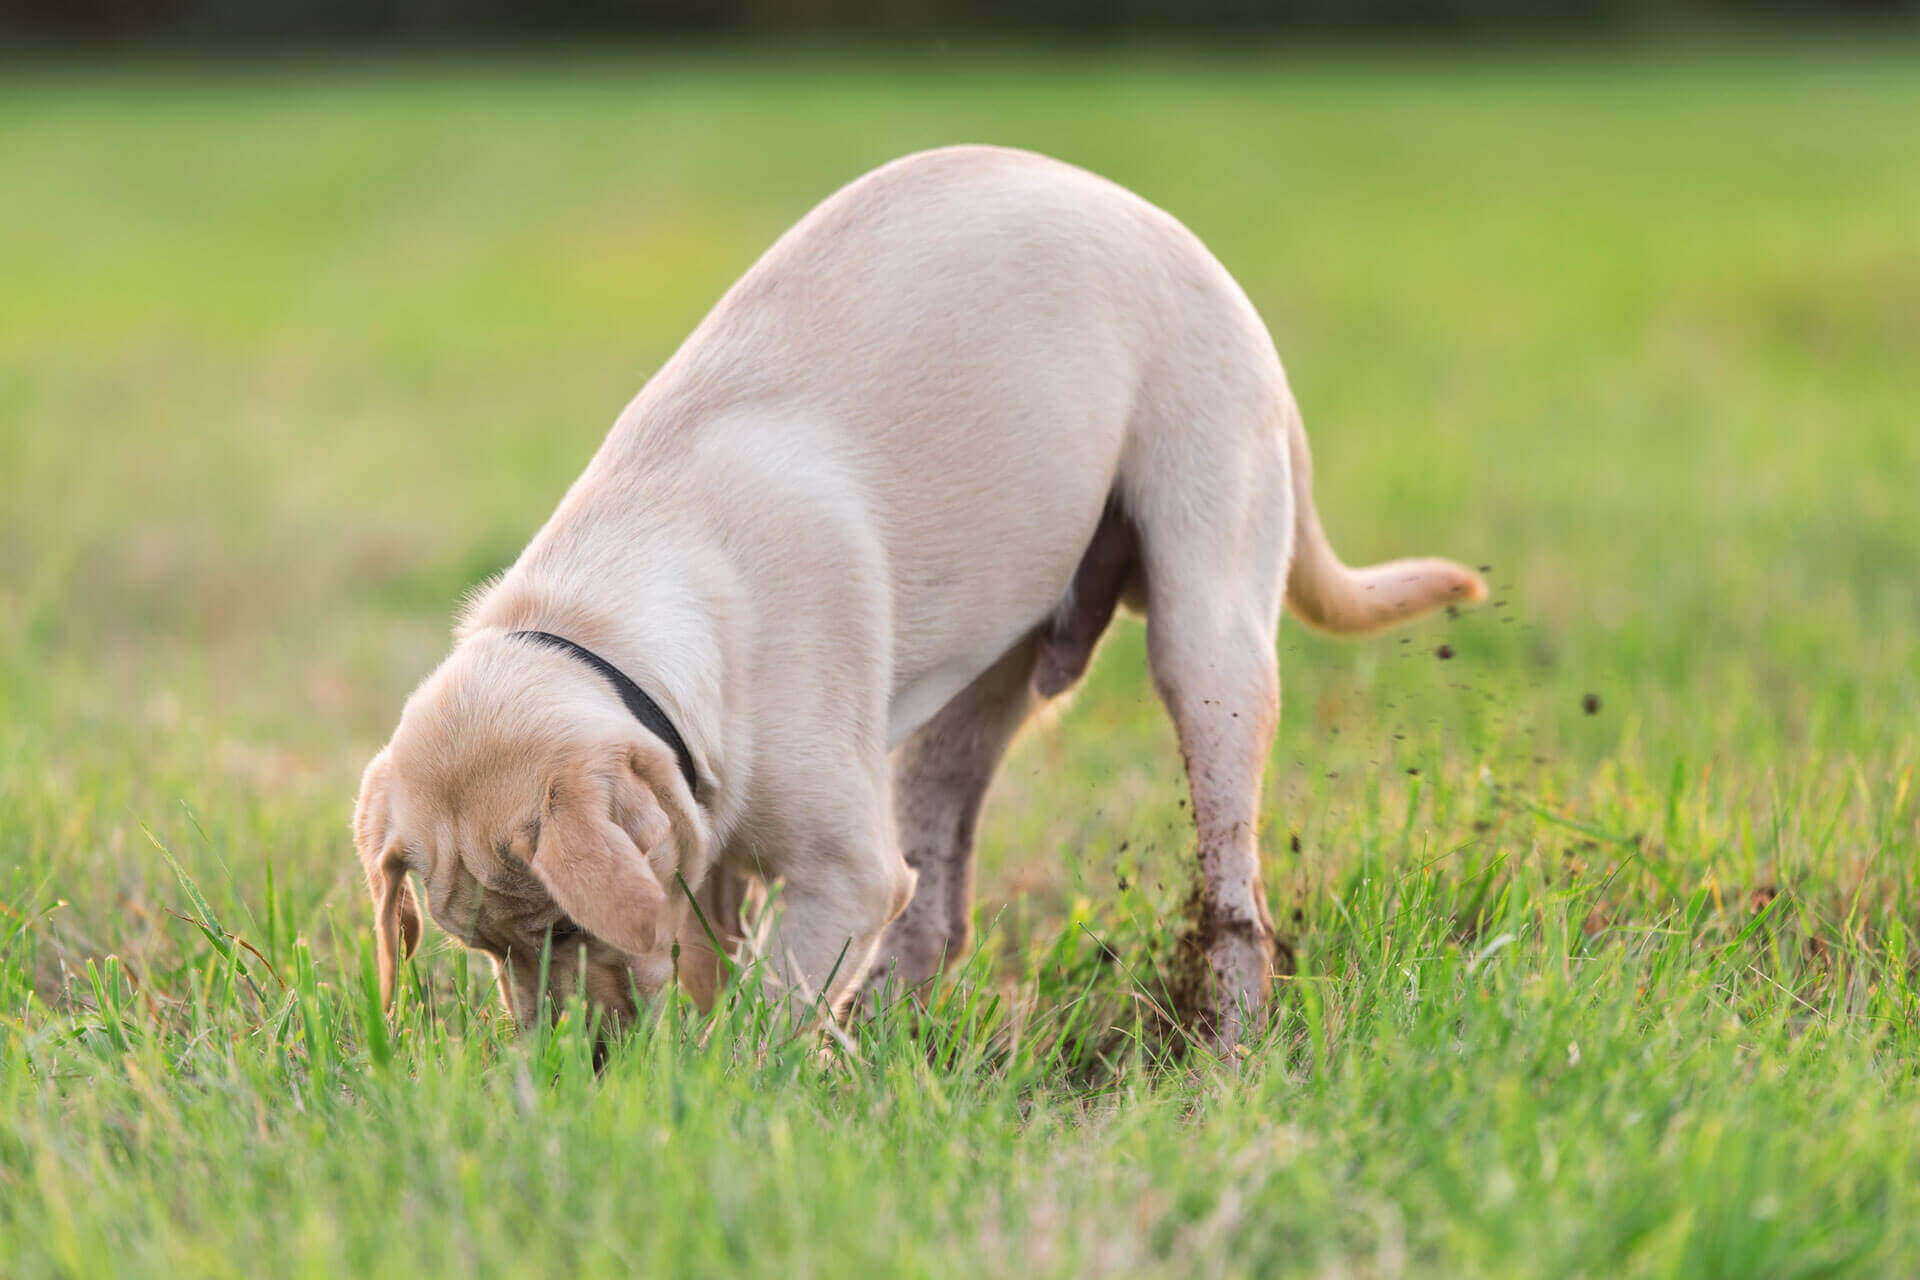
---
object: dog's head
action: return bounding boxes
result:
[353,632,708,1033]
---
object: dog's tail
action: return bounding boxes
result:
[1283,411,1486,635]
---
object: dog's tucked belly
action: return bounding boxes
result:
[884,540,1088,745]
[885,496,1137,746]
[887,642,1016,746]
[867,398,1127,746]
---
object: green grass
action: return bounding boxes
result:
[4,43,1920,1277]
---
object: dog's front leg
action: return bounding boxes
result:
[674,863,753,1011]
[755,778,917,1023]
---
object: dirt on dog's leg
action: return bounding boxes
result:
[1147,593,1284,1048]
[1125,395,1290,1047]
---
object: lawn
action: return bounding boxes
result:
[2,42,1918,1277]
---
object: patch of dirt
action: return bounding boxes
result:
[1160,881,1295,1053]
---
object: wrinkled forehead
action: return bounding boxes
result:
[388,790,550,937]
[415,844,555,949]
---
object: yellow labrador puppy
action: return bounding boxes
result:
[354,145,1483,1044]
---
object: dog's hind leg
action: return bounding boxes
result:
[867,505,1136,1002]
[1145,584,1284,1049]
[1125,394,1293,1048]
[865,634,1043,1001]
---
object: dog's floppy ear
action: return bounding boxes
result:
[618,739,711,889]
[353,749,421,1009]
[529,755,668,958]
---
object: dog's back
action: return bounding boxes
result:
[583,146,1283,733]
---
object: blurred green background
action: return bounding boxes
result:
[11,0,1914,43]
[3,39,1919,1278]
[5,47,1914,858]
[5,37,1918,1034]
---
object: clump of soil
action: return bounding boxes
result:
[1160,880,1296,1052]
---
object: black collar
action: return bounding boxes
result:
[509,629,700,798]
